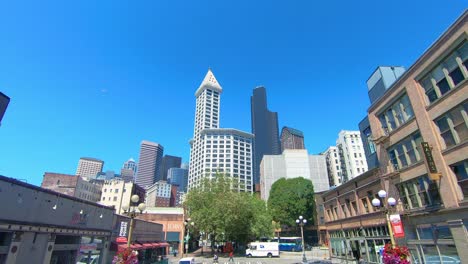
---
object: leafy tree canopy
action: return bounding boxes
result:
[267,177,316,227]
[183,173,273,245]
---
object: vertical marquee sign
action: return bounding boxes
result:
[421,142,442,181]
[116,221,128,243]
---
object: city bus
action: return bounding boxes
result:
[273,237,302,252]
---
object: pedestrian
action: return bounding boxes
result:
[213,253,219,264]
[229,251,234,262]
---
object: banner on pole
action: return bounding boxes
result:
[389,214,405,238]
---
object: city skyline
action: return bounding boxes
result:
[0,1,466,186]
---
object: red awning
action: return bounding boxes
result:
[130,243,143,250]
[142,243,153,249]
[159,242,169,247]
[151,243,160,247]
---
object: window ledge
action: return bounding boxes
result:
[426,78,467,111]
[385,116,417,140]
[441,140,468,156]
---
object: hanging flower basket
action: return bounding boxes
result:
[383,243,410,264]
[112,247,139,264]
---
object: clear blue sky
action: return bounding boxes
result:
[0,1,466,186]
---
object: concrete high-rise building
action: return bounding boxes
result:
[323,146,342,187]
[41,172,103,202]
[251,86,281,186]
[167,168,188,192]
[336,130,368,182]
[188,69,254,192]
[280,126,305,151]
[121,158,137,182]
[99,179,145,214]
[159,155,182,181]
[0,92,10,127]
[75,157,104,178]
[260,149,329,201]
[145,180,172,207]
[136,141,164,189]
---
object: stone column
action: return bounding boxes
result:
[448,219,468,263]
[41,234,56,264]
[5,232,22,264]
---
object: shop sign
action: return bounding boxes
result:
[389,214,405,238]
[119,221,128,237]
[80,243,97,252]
[421,142,442,180]
[116,237,128,243]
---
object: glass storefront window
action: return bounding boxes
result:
[421,245,440,263]
[435,225,453,240]
[438,245,460,263]
[417,225,434,239]
[367,240,378,263]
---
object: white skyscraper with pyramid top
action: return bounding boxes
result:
[188,69,254,192]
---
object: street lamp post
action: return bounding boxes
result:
[371,190,397,247]
[296,216,307,263]
[122,194,146,248]
[183,218,194,257]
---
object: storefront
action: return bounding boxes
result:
[329,226,391,263]
[108,215,167,264]
[0,175,115,264]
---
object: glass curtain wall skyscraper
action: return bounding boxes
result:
[251,86,281,186]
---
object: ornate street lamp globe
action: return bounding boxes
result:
[372,198,381,207]
[387,197,397,206]
[131,194,140,203]
[378,190,387,198]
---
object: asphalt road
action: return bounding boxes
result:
[170,250,331,264]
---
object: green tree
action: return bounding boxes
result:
[184,173,273,247]
[267,177,316,227]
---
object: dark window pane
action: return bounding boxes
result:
[437,78,451,95]
[449,67,465,86]
[427,89,439,103]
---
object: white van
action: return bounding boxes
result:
[179,257,195,264]
[246,242,279,258]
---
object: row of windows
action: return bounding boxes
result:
[396,174,441,209]
[101,196,118,202]
[420,42,467,104]
[388,132,422,171]
[435,101,468,149]
[379,94,414,133]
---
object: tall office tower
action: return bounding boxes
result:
[75,157,104,178]
[136,140,164,189]
[167,168,188,192]
[322,146,342,186]
[280,126,305,151]
[259,149,329,201]
[189,69,254,192]
[120,158,137,182]
[336,130,368,182]
[250,86,281,186]
[0,92,10,127]
[123,158,137,172]
[159,155,182,181]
